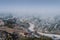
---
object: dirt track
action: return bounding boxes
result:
[0,27,21,33]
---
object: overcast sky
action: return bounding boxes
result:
[0,0,60,17]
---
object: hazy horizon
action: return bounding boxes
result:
[0,0,60,17]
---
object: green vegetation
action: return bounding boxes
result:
[19,36,53,40]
